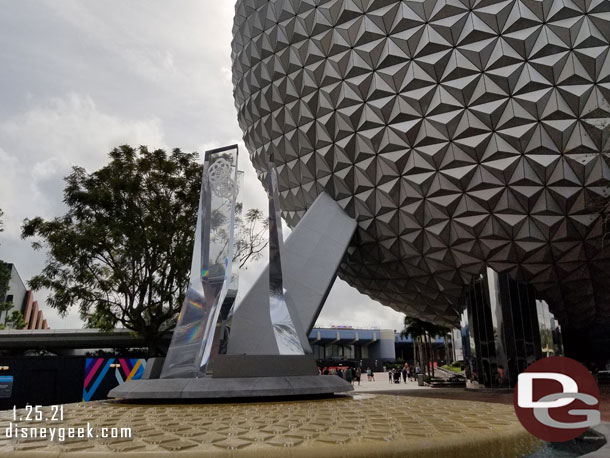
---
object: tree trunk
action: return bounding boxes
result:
[420,335,426,377]
[412,337,417,368]
[427,336,431,377]
[422,337,427,377]
[422,337,426,376]
[428,333,435,377]
[417,337,422,374]
[144,333,164,358]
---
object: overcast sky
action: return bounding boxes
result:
[0,0,405,331]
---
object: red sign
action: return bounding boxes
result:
[514,356,600,442]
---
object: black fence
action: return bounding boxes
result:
[0,356,85,410]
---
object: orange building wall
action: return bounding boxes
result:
[29,302,39,329]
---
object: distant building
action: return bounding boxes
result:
[0,324,462,371]
[309,327,396,368]
[309,327,456,370]
[1,264,49,330]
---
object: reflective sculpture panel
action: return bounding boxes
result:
[215,170,244,356]
[161,145,239,378]
[267,157,305,355]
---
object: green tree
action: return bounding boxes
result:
[0,262,9,299]
[425,323,452,376]
[23,146,202,353]
[0,310,27,330]
[22,146,267,354]
[401,316,451,378]
[0,300,12,326]
[401,317,426,374]
[0,261,22,330]
[0,207,13,326]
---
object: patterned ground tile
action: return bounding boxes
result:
[0,394,542,457]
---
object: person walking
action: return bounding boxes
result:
[366,367,372,381]
[355,367,362,386]
[346,367,353,385]
[401,366,407,384]
[388,368,393,384]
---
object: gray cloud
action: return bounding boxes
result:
[0,1,404,332]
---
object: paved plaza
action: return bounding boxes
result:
[350,374,610,423]
[3,377,610,456]
[0,394,540,457]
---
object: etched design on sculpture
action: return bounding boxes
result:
[208,158,235,199]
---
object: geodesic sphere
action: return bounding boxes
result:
[231,0,610,327]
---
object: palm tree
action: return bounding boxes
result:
[401,317,451,378]
[422,323,451,377]
[401,317,428,376]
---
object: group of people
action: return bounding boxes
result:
[388,363,420,384]
[321,364,424,385]
[320,366,377,385]
[322,364,428,385]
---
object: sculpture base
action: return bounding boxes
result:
[209,354,319,377]
[108,374,353,400]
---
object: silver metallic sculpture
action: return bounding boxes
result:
[226,190,356,356]
[231,0,610,330]
[215,170,244,356]
[109,143,355,398]
[161,146,239,379]
[267,156,306,354]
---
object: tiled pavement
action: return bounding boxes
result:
[0,393,540,457]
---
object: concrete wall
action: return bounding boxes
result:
[1,264,27,323]
[367,329,396,361]
[1,264,48,329]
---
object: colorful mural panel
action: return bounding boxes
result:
[83,358,146,402]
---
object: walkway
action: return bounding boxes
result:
[349,372,610,423]
[0,394,541,457]
[349,372,429,392]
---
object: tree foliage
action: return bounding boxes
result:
[22,146,204,353]
[0,261,22,330]
[0,262,9,301]
[401,316,450,378]
[0,310,27,330]
[22,146,268,353]
[0,209,17,329]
